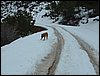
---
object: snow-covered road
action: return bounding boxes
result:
[34,25,98,75]
[59,26,99,74]
[34,26,64,75]
[53,26,97,75]
[1,23,98,75]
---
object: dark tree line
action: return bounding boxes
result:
[47,1,99,23]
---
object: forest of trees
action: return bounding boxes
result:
[1,1,99,46]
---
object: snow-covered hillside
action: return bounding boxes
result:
[1,1,99,75]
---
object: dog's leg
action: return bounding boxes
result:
[41,34,43,40]
[43,37,45,40]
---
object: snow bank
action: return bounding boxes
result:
[1,27,57,75]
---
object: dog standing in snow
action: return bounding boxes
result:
[40,32,48,40]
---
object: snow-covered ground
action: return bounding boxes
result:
[1,27,57,75]
[54,26,96,75]
[1,2,99,75]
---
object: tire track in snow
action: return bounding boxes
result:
[47,26,64,75]
[59,26,99,75]
[34,26,64,75]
